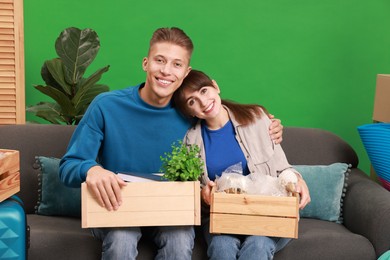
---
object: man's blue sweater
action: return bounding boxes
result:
[59,84,190,187]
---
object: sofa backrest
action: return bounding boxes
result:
[282,127,359,167]
[0,124,359,214]
[0,124,75,213]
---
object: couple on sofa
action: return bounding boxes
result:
[59,27,310,260]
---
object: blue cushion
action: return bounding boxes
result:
[294,163,350,223]
[378,250,390,260]
[35,156,81,217]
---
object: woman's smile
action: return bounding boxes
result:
[204,101,215,113]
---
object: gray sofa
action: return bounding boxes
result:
[0,124,389,260]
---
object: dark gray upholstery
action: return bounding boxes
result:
[0,124,388,260]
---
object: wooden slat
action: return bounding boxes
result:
[0,82,14,88]
[0,71,14,76]
[0,34,14,40]
[0,112,14,117]
[0,65,14,70]
[0,28,13,34]
[0,88,15,94]
[0,40,14,46]
[210,213,298,238]
[212,193,298,217]
[0,107,15,112]
[0,16,13,23]
[0,10,13,16]
[0,100,15,105]
[0,52,14,58]
[0,76,15,82]
[0,94,15,100]
[0,118,15,124]
[0,4,13,10]
[0,46,14,52]
[0,59,14,65]
[0,0,14,4]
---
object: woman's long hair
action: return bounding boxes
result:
[173,70,268,126]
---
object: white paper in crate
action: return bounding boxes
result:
[216,163,298,196]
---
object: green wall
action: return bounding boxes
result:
[24,0,390,174]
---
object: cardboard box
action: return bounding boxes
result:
[0,149,20,202]
[82,181,201,228]
[373,74,390,122]
[210,192,299,238]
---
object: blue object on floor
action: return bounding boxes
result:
[0,196,28,260]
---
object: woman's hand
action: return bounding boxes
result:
[295,175,311,209]
[201,181,216,205]
[268,114,283,144]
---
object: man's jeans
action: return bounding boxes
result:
[92,226,195,260]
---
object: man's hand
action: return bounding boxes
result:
[268,114,283,144]
[295,175,311,209]
[85,166,127,211]
[201,181,216,205]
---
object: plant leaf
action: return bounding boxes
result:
[42,58,73,95]
[55,27,100,85]
[26,102,64,124]
[75,83,109,115]
[72,65,110,112]
[33,85,76,116]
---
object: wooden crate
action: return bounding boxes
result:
[0,149,20,202]
[82,181,201,228]
[210,191,299,238]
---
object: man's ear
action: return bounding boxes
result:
[185,66,192,77]
[142,57,148,71]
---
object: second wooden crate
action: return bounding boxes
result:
[210,192,299,238]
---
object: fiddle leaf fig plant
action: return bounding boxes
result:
[160,141,204,182]
[27,27,110,125]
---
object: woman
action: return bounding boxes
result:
[173,70,310,260]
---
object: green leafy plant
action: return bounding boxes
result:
[160,141,204,181]
[26,27,110,125]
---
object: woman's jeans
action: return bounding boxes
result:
[206,234,291,260]
[91,226,195,260]
[203,217,291,260]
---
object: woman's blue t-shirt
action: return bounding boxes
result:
[201,120,249,181]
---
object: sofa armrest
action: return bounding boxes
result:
[343,168,390,257]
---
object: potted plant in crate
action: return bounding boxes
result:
[160,141,204,181]
[26,27,110,125]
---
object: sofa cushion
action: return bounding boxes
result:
[27,215,101,260]
[35,156,81,217]
[294,163,350,223]
[274,218,376,260]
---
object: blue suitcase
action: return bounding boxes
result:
[0,196,29,260]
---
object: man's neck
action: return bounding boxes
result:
[138,85,170,107]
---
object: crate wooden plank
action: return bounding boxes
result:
[210,191,299,238]
[0,149,19,202]
[212,193,298,217]
[82,181,200,228]
[210,212,298,238]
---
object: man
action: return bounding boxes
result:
[59,27,284,260]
